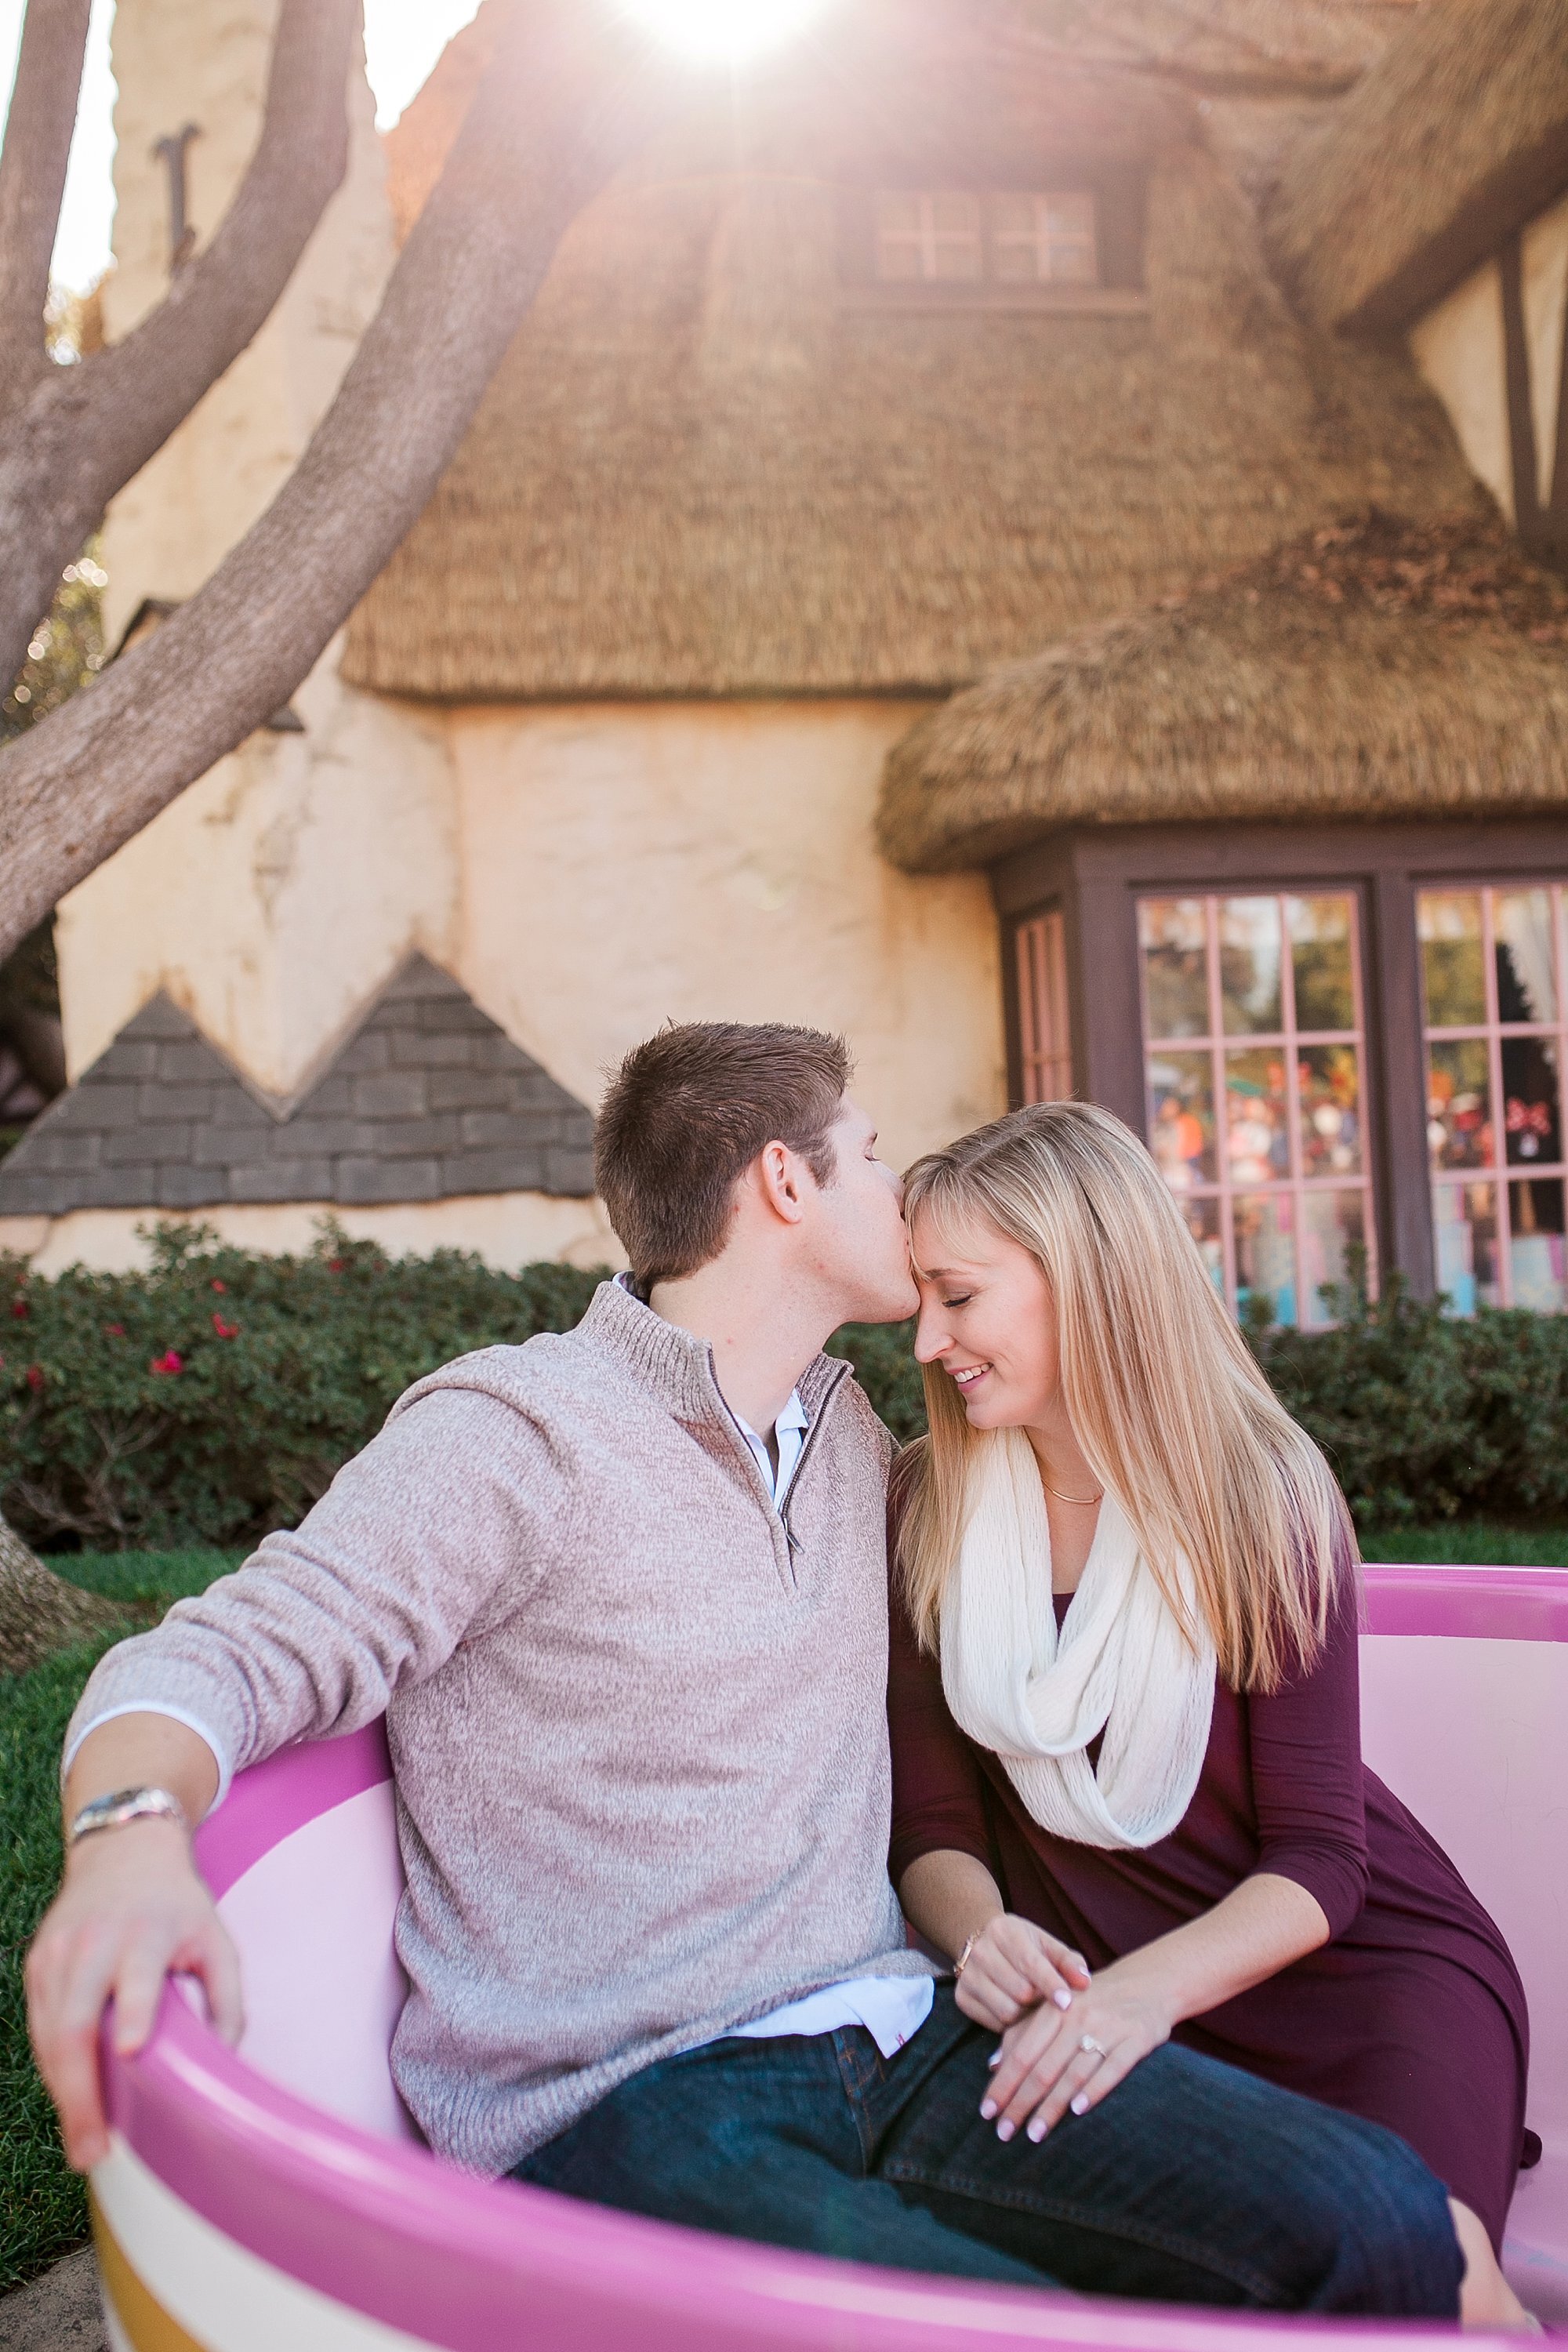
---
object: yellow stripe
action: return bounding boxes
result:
[91,2195,211,2352]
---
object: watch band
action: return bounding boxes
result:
[67,1785,189,1848]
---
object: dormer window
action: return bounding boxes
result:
[873,189,1100,288]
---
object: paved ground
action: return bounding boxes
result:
[0,2252,105,2352]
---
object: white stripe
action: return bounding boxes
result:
[64,1703,232,1807]
[94,2136,437,2352]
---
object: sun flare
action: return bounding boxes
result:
[624,0,833,67]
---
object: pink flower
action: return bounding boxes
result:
[212,1314,238,1339]
[106,1323,125,1337]
[25,1363,43,1392]
[327,1258,345,1274]
[11,1298,28,1319]
[149,1348,183,1376]
[211,1278,227,1293]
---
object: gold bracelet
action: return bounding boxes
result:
[953,1932,978,1979]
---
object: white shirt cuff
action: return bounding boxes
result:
[62,1703,232,1813]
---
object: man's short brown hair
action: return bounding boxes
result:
[595,1022,850,1283]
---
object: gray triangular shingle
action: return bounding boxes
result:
[0,957,594,1215]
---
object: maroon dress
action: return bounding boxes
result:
[887,1549,1531,2252]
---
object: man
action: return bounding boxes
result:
[29,1023,1461,2310]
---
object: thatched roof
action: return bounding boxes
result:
[1267,0,1568,333]
[343,0,1474,703]
[877,510,1568,871]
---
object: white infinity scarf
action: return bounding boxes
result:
[939,1428,1217,1850]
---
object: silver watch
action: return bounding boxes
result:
[67,1785,190,1848]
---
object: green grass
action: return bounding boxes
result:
[1,1551,238,2293]
[47,1548,248,1612]
[1357,1523,1568,1565]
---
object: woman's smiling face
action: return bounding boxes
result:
[909,1205,1062,1431]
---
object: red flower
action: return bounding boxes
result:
[106,1323,125,1337]
[211,1278,227,1293]
[11,1298,28,1319]
[327,1258,345,1274]
[25,1363,43,1392]
[149,1348,183,1376]
[212,1313,239,1339]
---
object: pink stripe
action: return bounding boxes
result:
[1361,1564,1568,1643]
[194,1721,390,1900]
[103,1994,1443,2352]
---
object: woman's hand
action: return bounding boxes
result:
[979,1952,1174,2143]
[954,1911,1092,2032]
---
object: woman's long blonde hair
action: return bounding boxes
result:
[899,1101,1353,1693]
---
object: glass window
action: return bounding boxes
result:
[1138,891,1374,1327]
[1016,909,1073,1103]
[1419,881,1568,1311]
[873,191,1099,288]
[991,191,1098,285]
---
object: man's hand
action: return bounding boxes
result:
[955,1911,1092,2033]
[27,1817,242,2171]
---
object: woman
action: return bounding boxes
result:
[888,1102,1534,2328]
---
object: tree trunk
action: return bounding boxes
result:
[0,1513,122,1678]
[0,0,680,964]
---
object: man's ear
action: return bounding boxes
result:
[753,1140,808,1227]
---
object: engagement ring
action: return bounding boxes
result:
[1079,2034,1108,2058]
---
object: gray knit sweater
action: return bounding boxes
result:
[67,1280,933,2173]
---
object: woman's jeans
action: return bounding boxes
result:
[511,1987,1461,2315]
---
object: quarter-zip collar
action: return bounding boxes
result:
[586,1276,849,1430]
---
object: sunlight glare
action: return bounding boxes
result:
[624,0,833,67]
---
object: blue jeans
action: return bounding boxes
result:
[511,1988,1461,2314]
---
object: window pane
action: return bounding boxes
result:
[877,240,924,282]
[1510,1180,1568,1311]
[1139,898,1208,1039]
[1418,891,1486,1026]
[1298,1044,1363,1176]
[1495,889,1557,1025]
[991,193,1034,237]
[874,192,922,236]
[1501,1034,1562,1165]
[1179,1194,1225,1298]
[1299,1191,1367,1330]
[1233,1193,1296,1327]
[1287,895,1356,1032]
[1219,896,1283,1035]
[1426,1038,1493,1170]
[993,240,1038,283]
[1224,1047,1290,1186]
[931,192,980,234]
[1432,1182,1500,1315]
[1044,194,1098,284]
[1149,1051,1216,1189]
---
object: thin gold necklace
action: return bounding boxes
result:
[1041,1474,1104,1506]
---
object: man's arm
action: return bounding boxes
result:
[28,1714,231,2171]
[28,1368,566,2172]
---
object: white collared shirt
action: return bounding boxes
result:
[706,1384,935,2061]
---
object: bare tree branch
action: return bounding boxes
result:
[0,0,92,400]
[0,0,681,964]
[0,0,359,695]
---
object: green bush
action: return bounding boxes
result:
[0,1225,604,1551]
[0,1226,926,1551]
[6,1226,1568,1548]
[1251,1277,1568,1527]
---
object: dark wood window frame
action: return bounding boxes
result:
[991,817,1568,1302]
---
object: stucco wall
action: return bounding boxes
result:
[1409,190,1568,524]
[0,1194,624,1282]
[446,699,1004,1181]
